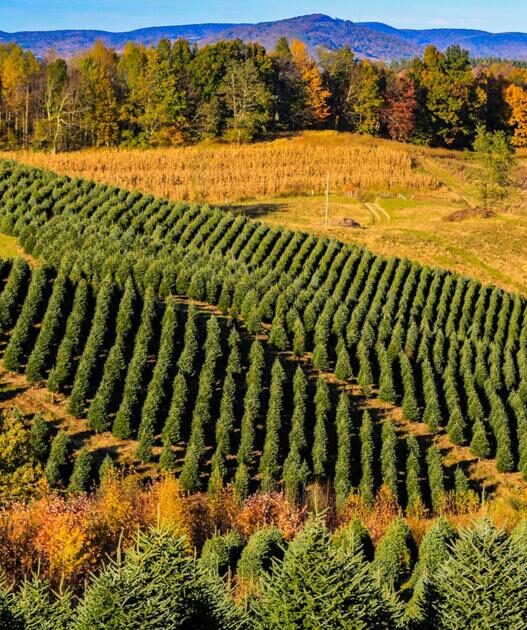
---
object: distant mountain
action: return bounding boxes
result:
[361,22,527,60]
[0,23,237,58]
[2,14,527,61]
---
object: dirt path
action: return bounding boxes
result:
[364,201,390,225]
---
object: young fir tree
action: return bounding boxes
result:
[334,340,353,381]
[176,305,199,376]
[237,526,286,583]
[426,446,446,513]
[67,447,93,495]
[16,576,75,630]
[29,413,51,463]
[0,257,30,337]
[98,454,116,485]
[74,528,242,629]
[68,276,115,417]
[47,280,90,393]
[234,339,265,498]
[470,419,491,459]
[372,517,415,591]
[259,359,286,493]
[334,391,352,509]
[208,371,236,495]
[292,317,306,357]
[399,353,420,422]
[226,326,242,375]
[112,288,157,439]
[159,372,189,471]
[421,361,442,433]
[268,308,289,350]
[25,275,69,383]
[87,278,136,432]
[359,410,375,507]
[427,519,527,629]
[136,301,178,462]
[3,266,51,373]
[381,420,398,499]
[252,519,394,629]
[357,343,373,396]
[378,349,397,404]
[332,517,374,561]
[312,378,330,479]
[404,517,456,626]
[199,531,244,577]
[405,435,423,514]
[282,367,310,503]
[44,430,70,488]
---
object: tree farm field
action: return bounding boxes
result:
[8,130,527,294]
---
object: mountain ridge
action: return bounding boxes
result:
[2,13,527,61]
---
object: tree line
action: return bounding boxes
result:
[1,37,527,151]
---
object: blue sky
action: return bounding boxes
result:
[0,0,525,33]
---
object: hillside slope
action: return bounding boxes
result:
[3,14,527,60]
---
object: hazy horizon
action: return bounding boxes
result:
[1,1,526,34]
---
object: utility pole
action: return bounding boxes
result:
[325,171,330,231]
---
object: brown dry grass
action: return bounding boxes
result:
[4,131,439,204]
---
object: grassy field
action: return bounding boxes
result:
[0,234,36,264]
[5,131,527,293]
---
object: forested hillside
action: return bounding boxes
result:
[1,34,527,151]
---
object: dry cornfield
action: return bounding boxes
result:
[5,132,439,203]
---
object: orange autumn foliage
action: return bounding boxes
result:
[235,491,308,540]
[505,83,527,147]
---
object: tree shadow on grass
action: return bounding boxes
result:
[223,203,289,219]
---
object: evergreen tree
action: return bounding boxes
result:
[381,420,398,498]
[312,378,330,479]
[29,413,51,462]
[427,446,445,513]
[26,275,69,383]
[359,410,375,507]
[283,366,310,503]
[67,447,93,495]
[68,276,115,417]
[44,430,70,488]
[87,278,136,432]
[47,280,90,393]
[292,317,306,357]
[332,517,374,560]
[160,372,189,471]
[400,353,420,422]
[237,527,285,582]
[259,359,286,493]
[0,257,30,337]
[252,519,394,629]
[470,419,491,459]
[177,305,199,376]
[112,288,157,439]
[137,301,178,462]
[3,266,51,372]
[372,517,415,590]
[208,371,236,495]
[74,528,242,629]
[334,392,352,508]
[405,435,423,513]
[235,339,265,498]
[200,531,244,577]
[16,576,74,630]
[427,519,527,629]
[378,349,396,404]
